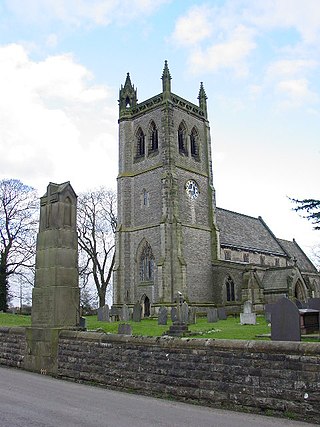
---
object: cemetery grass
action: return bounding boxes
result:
[1,313,319,341]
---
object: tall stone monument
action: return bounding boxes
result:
[25,182,80,373]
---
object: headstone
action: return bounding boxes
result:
[118,323,132,335]
[179,301,189,324]
[158,306,168,325]
[120,304,130,321]
[217,307,227,320]
[97,305,110,322]
[79,317,87,329]
[240,301,256,325]
[264,303,274,322]
[207,307,218,323]
[132,302,142,322]
[188,307,196,324]
[295,299,309,309]
[271,297,301,341]
[308,298,320,311]
[171,307,178,323]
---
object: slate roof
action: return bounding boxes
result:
[262,268,292,290]
[278,238,318,273]
[216,208,287,256]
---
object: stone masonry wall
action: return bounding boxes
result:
[0,327,26,368]
[57,331,320,424]
[0,328,319,424]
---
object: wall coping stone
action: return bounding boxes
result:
[59,330,320,355]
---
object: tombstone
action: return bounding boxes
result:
[188,307,196,324]
[110,305,120,321]
[97,305,110,322]
[171,307,178,323]
[79,317,87,329]
[158,306,168,325]
[271,297,301,341]
[295,299,309,309]
[118,323,132,335]
[217,307,227,320]
[207,307,218,323]
[132,302,142,322]
[120,304,130,321]
[264,303,274,323]
[308,298,320,311]
[240,301,256,325]
[179,301,189,324]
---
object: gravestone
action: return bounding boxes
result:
[158,306,168,325]
[271,297,301,341]
[171,307,178,323]
[179,301,189,324]
[308,298,320,311]
[118,323,132,335]
[240,301,256,325]
[217,307,227,320]
[132,302,142,322]
[207,308,218,323]
[97,305,110,322]
[265,303,274,323]
[121,304,130,321]
[79,317,87,328]
[188,307,196,324]
[110,306,120,321]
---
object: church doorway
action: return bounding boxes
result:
[141,294,150,317]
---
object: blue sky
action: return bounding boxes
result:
[0,0,319,258]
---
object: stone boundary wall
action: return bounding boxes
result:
[0,327,26,368]
[0,327,319,424]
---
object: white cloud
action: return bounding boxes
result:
[4,0,171,27]
[189,25,256,76]
[0,43,118,193]
[276,79,318,107]
[266,59,318,79]
[171,4,213,46]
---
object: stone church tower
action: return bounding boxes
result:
[113,61,219,312]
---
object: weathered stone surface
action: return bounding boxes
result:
[171,307,178,322]
[271,297,301,341]
[207,308,218,323]
[217,308,227,320]
[158,306,168,325]
[240,301,256,325]
[118,323,132,335]
[132,302,142,322]
[97,305,110,322]
[120,304,130,322]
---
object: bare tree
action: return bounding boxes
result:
[0,179,38,311]
[291,198,320,230]
[77,187,116,308]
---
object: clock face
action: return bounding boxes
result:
[185,180,199,200]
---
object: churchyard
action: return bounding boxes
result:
[1,312,319,341]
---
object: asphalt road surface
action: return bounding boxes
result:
[0,366,315,427]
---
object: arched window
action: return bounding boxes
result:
[140,243,154,282]
[178,122,188,155]
[226,276,235,302]
[190,127,199,159]
[149,121,158,153]
[136,127,145,158]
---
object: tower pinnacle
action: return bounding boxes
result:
[161,60,172,94]
[198,82,208,118]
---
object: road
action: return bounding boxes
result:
[0,366,315,427]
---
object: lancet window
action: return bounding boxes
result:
[140,243,155,282]
[226,276,235,302]
[136,127,145,158]
[190,127,199,159]
[149,121,158,153]
[178,122,188,155]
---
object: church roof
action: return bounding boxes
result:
[262,267,292,290]
[216,208,287,256]
[277,238,318,273]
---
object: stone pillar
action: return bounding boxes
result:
[25,182,80,374]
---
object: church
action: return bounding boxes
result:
[113,61,320,315]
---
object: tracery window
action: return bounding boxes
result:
[178,122,188,155]
[149,121,158,153]
[190,127,199,159]
[140,243,154,282]
[226,276,235,302]
[136,127,145,158]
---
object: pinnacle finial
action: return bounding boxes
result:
[161,60,171,93]
[198,82,208,118]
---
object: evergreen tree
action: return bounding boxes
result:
[292,198,320,230]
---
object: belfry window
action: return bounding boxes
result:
[226,276,235,302]
[149,121,158,153]
[140,243,154,282]
[190,127,199,160]
[136,127,145,158]
[178,122,187,155]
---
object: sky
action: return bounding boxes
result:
[0,0,319,260]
